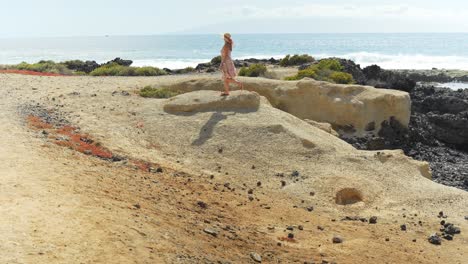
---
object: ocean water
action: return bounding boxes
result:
[2,33,468,71]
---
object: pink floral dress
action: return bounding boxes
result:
[220,46,236,79]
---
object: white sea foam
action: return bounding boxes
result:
[315,52,468,70]
[132,53,468,71]
[132,59,208,69]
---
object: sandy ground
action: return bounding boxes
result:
[0,73,467,264]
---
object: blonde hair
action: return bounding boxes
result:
[223,33,233,51]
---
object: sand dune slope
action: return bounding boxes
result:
[0,74,467,264]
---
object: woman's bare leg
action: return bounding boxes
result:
[223,79,230,95]
[229,79,243,91]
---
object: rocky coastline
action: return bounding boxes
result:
[192,56,468,190]
[329,61,468,190]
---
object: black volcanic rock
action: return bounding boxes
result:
[362,65,416,92]
[336,59,367,85]
[63,60,100,73]
[341,84,468,191]
[106,57,133,67]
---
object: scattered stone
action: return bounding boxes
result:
[442,233,453,241]
[291,171,300,177]
[197,201,208,209]
[248,189,254,195]
[317,226,324,231]
[385,238,390,242]
[341,216,367,222]
[306,206,314,212]
[281,180,286,187]
[369,216,378,224]
[412,239,417,242]
[203,228,219,237]
[332,236,343,244]
[428,233,442,245]
[133,204,141,209]
[442,223,461,235]
[286,226,294,231]
[257,181,262,187]
[250,252,262,263]
[218,148,223,154]
[288,233,294,239]
[400,224,407,231]
[251,165,256,169]
[310,191,315,196]
[298,225,304,230]
[149,167,163,173]
[464,216,468,220]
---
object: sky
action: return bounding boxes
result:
[1,0,468,38]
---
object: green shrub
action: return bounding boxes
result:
[285,59,354,84]
[174,67,195,74]
[211,56,222,65]
[90,63,166,76]
[73,71,87,76]
[279,54,315,67]
[134,66,166,76]
[239,64,267,77]
[139,86,180,98]
[90,63,125,76]
[329,72,354,84]
[15,61,72,75]
[314,59,343,71]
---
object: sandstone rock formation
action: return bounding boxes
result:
[165,77,411,135]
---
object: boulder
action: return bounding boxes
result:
[163,90,262,113]
[105,57,133,67]
[363,65,416,92]
[165,77,411,134]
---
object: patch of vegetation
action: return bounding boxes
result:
[90,63,166,76]
[173,67,195,74]
[15,61,72,75]
[211,56,222,65]
[239,64,267,77]
[279,54,315,67]
[285,59,355,84]
[63,60,100,73]
[139,86,180,98]
[135,66,167,76]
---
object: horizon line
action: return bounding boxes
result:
[1,32,468,40]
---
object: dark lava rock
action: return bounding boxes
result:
[362,64,416,92]
[369,216,378,224]
[291,170,300,177]
[428,233,442,245]
[341,84,468,191]
[63,60,100,73]
[332,236,343,244]
[336,58,367,85]
[342,216,367,222]
[442,233,453,240]
[197,201,208,209]
[442,223,461,235]
[106,57,133,67]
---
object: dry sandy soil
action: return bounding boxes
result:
[0,73,467,264]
